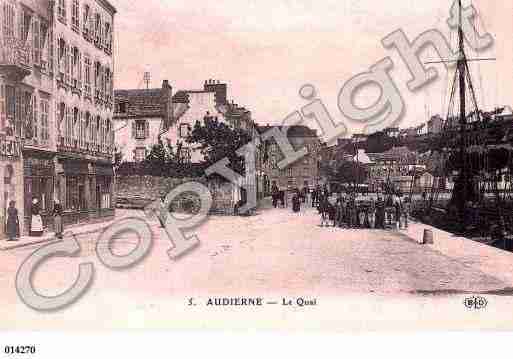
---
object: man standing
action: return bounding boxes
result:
[271,182,279,208]
[376,196,385,229]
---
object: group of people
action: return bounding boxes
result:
[271,184,329,213]
[4,198,64,242]
[318,192,411,230]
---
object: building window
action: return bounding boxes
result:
[39,21,49,71]
[95,116,100,148]
[180,147,191,163]
[40,98,49,143]
[94,12,101,46]
[66,176,78,210]
[20,9,32,45]
[72,107,79,146]
[4,85,14,136]
[133,120,148,140]
[94,61,101,98]
[118,102,126,113]
[99,176,112,209]
[84,56,91,96]
[32,18,40,66]
[82,4,89,34]
[71,0,80,30]
[58,0,67,23]
[2,2,15,37]
[32,93,38,140]
[135,147,146,162]
[179,123,191,138]
[84,112,90,147]
[104,21,112,52]
[72,47,82,89]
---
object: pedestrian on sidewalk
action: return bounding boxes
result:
[376,196,385,229]
[6,200,19,241]
[30,198,44,237]
[358,202,366,228]
[394,194,402,230]
[401,197,410,229]
[53,199,64,239]
[292,190,301,213]
[368,198,376,229]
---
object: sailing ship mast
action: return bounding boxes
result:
[449,0,482,227]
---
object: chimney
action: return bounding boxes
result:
[161,80,173,131]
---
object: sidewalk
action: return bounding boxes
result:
[0,209,141,251]
[399,219,513,287]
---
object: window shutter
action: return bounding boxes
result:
[131,120,136,139]
[0,85,5,132]
[78,52,82,88]
[144,121,149,138]
[33,94,38,140]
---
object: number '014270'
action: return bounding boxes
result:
[4,346,36,355]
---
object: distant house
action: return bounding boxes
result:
[115,79,255,164]
[259,125,321,190]
[383,127,400,138]
[416,123,427,136]
[352,133,369,143]
[427,115,443,135]
[114,80,188,163]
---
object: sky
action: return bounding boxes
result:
[111,0,512,136]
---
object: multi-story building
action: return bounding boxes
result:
[113,80,188,162]
[0,0,116,237]
[0,0,51,236]
[114,79,255,164]
[53,0,116,227]
[259,125,321,191]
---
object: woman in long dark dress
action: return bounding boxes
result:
[53,199,64,239]
[6,200,19,241]
[292,191,301,213]
[30,198,44,237]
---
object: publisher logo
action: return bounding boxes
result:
[463,296,488,310]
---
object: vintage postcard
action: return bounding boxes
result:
[1,0,513,340]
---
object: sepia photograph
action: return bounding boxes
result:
[1,0,513,352]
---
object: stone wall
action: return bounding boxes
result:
[116,175,237,215]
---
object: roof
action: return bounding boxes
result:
[114,88,190,118]
[115,89,165,117]
[369,146,416,162]
[256,125,317,137]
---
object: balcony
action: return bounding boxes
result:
[0,37,31,81]
[57,136,113,160]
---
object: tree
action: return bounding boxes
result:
[186,116,253,177]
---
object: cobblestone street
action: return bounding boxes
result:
[1,206,513,330]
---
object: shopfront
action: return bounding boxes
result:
[23,149,55,234]
[57,158,114,226]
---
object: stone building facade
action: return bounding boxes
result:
[0,0,116,237]
[258,125,321,192]
[52,0,116,228]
